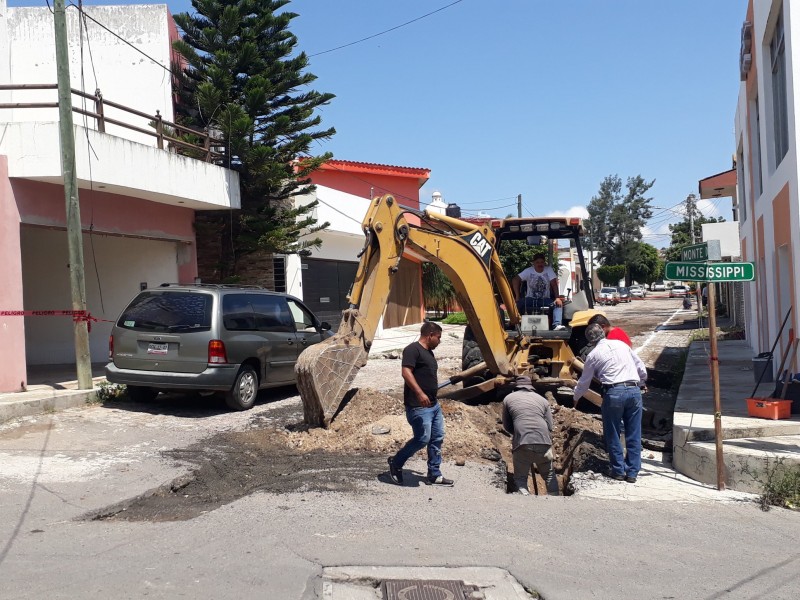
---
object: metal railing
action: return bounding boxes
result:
[0,83,221,162]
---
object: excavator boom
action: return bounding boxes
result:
[296,195,525,426]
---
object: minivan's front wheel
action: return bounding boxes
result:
[225,365,258,411]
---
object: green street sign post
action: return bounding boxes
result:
[664,261,755,282]
[667,243,755,491]
[680,240,722,262]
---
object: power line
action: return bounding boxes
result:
[68,2,175,77]
[309,0,466,57]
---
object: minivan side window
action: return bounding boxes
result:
[249,294,294,332]
[222,294,257,331]
[286,298,318,332]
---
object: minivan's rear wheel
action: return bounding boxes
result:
[126,385,158,402]
[225,365,258,411]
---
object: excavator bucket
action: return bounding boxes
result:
[295,311,369,427]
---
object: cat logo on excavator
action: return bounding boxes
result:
[462,230,493,266]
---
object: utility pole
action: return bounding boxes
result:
[517,194,522,218]
[54,0,93,389]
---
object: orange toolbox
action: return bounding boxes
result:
[746,398,793,420]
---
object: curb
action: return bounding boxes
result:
[0,388,98,424]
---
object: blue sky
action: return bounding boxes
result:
[10,0,749,248]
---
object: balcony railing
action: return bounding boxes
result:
[0,83,221,162]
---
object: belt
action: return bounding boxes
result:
[601,381,639,391]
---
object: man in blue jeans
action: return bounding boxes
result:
[573,324,648,483]
[388,321,454,487]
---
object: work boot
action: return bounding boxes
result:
[387,457,403,485]
[426,475,454,487]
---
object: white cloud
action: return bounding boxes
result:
[542,205,589,219]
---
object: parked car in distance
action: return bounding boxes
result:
[105,284,333,410]
[669,284,689,298]
[597,286,620,305]
[651,282,666,292]
[618,287,632,303]
[630,285,647,298]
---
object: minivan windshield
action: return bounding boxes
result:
[118,291,213,331]
[600,287,616,293]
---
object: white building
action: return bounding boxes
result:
[0,2,239,391]
[290,159,431,332]
[734,0,799,374]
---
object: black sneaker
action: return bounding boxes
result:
[607,472,625,481]
[426,475,454,487]
[387,457,403,485]
[625,476,637,484]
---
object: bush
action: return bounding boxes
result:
[442,312,468,325]
[761,463,800,511]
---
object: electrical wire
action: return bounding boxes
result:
[77,0,105,313]
[68,2,175,77]
[309,0,466,57]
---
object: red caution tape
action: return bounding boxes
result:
[0,310,114,333]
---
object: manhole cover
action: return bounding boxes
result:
[382,579,478,600]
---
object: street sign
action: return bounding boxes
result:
[680,240,722,262]
[665,261,755,282]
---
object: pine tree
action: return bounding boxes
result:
[172,0,335,282]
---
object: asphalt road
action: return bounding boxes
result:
[1,296,798,600]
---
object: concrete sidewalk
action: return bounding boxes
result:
[673,339,800,493]
[0,363,106,423]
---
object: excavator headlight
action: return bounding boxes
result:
[535,224,549,232]
[520,223,534,232]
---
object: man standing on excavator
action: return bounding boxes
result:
[388,321,455,487]
[512,253,565,330]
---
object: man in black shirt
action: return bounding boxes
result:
[388,322,454,487]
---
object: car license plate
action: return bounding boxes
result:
[147,342,169,355]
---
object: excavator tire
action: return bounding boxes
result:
[295,335,368,428]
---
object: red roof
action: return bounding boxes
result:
[319,159,430,186]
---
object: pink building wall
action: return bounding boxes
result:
[0,171,199,391]
[0,157,27,392]
[12,179,198,282]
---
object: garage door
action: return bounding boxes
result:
[21,227,180,364]
[301,258,358,329]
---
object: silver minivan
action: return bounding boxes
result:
[105,284,333,410]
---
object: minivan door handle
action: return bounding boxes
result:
[286,338,294,345]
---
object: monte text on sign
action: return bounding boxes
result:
[665,262,755,282]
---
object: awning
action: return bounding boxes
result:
[698,168,736,199]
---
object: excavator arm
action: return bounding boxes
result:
[296,194,528,426]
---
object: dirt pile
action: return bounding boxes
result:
[285,386,608,494]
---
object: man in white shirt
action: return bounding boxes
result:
[512,253,564,330]
[573,324,648,483]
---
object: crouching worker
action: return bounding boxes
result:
[502,376,560,496]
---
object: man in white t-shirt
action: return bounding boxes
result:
[512,253,564,330]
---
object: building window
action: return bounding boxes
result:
[273,255,287,293]
[770,10,789,166]
[750,95,763,197]
[737,147,747,222]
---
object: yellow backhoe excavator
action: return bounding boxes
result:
[296,194,603,427]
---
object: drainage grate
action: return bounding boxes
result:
[381,579,479,600]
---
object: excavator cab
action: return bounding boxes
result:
[461,216,600,393]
